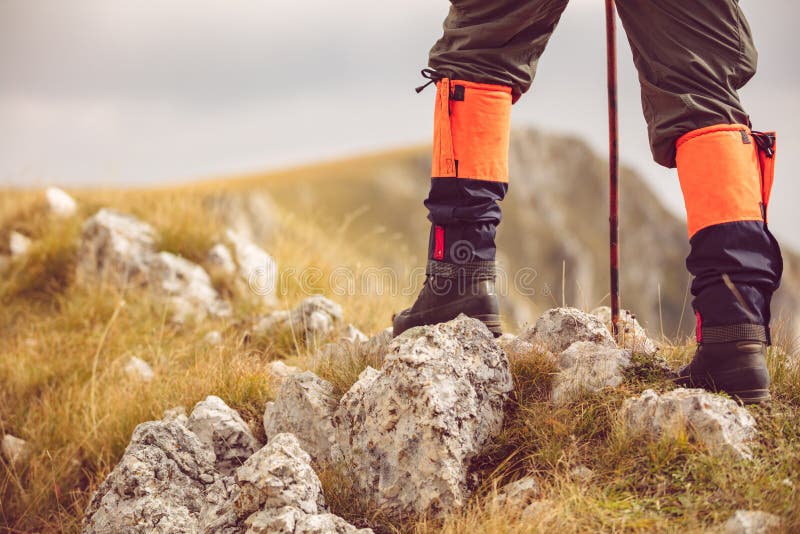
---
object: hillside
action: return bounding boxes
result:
[1,131,799,533]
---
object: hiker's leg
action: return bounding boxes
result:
[617,0,782,403]
[428,0,570,103]
[393,0,569,337]
[423,0,570,263]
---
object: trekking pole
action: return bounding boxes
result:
[605,0,621,339]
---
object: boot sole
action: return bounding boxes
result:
[729,388,771,405]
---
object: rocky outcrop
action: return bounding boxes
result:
[84,415,366,533]
[723,510,783,534]
[82,420,222,533]
[149,251,232,322]
[76,209,230,321]
[521,307,615,354]
[225,229,278,306]
[230,433,370,534]
[187,396,261,476]
[551,341,631,405]
[334,314,513,518]
[45,187,78,217]
[77,208,158,287]
[263,372,339,465]
[256,296,344,344]
[620,388,757,460]
[208,243,236,275]
[591,306,658,355]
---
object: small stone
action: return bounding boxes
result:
[45,187,78,217]
[207,243,236,275]
[551,341,631,405]
[723,510,782,534]
[204,330,223,346]
[263,371,339,465]
[187,395,261,475]
[341,324,369,343]
[150,251,232,322]
[1,434,30,468]
[620,388,757,460]
[9,231,31,257]
[494,477,541,508]
[226,229,278,305]
[521,307,616,354]
[569,465,594,483]
[124,356,154,383]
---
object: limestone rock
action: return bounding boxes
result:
[226,229,278,305]
[263,371,339,465]
[591,306,658,355]
[294,513,373,533]
[124,356,154,383]
[45,187,78,217]
[620,388,757,460]
[233,433,324,517]
[267,361,302,384]
[208,243,236,275]
[162,406,188,426]
[334,314,513,518]
[256,296,343,344]
[82,420,220,533]
[551,341,631,405]
[341,324,368,343]
[9,231,31,257]
[723,510,783,534]
[521,307,616,354]
[187,395,261,475]
[149,251,232,322]
[494,477,541,509]
[77,208,158,287]
[569,465,594,483]
[1,434,30,469]
[77,209,229,322]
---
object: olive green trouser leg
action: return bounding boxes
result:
[428,0,569,103]
[615,0,757,167]
[428,0,757,167]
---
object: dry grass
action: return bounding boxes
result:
[1,176,799,533]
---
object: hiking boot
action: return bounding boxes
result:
[677,339,771,404]
[393,261,501,337]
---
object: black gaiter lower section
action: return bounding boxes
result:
[424,177,507,263]
[687,220,782,339]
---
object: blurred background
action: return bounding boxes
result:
[1,1,797,244]
[1,0,798,336]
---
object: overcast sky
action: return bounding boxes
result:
[1,1,798,248]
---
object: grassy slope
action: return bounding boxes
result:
[1,154,799,532]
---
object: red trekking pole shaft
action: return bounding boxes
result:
[605,0,621,338]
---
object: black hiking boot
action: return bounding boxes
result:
[393,260,501,338]
[677,339,771,405]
